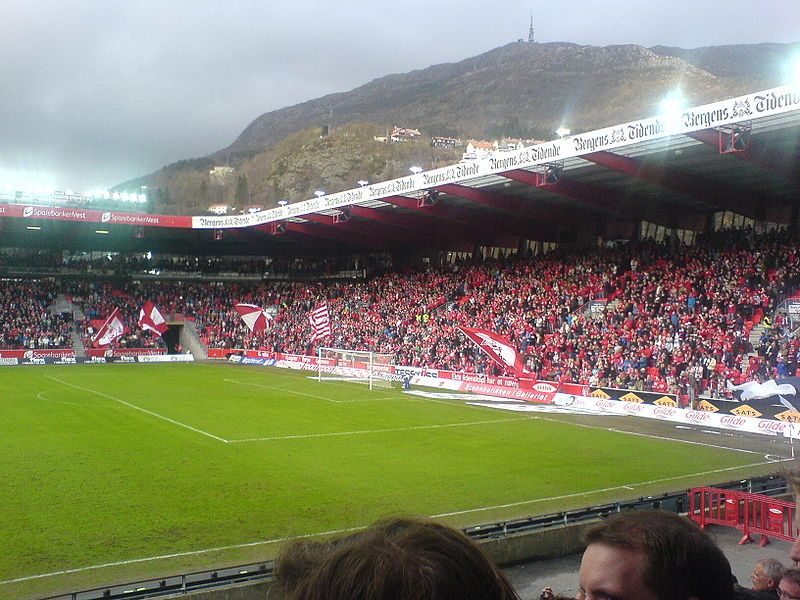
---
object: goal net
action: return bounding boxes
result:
[317,347,395,390]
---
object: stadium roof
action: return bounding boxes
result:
[1,86,798,257]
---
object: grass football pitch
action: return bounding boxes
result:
[0,363,789,598]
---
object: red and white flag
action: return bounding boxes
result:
[308,302,331,343]
[234,303,272,333]
[92,307,127,348]
[138,300,168,337]
[457,326,527,377]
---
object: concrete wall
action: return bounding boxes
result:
[480,522,589,565]
[167,580,273,599]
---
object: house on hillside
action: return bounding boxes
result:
[208,204,230,215]
[209,166,235,181]
[431,136,462,149]
[498,138,527,152]
[462,140,497,161]
[390,126,422,142]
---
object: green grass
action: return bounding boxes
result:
[0,363,782,598]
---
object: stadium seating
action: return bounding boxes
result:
[1,228,798,398]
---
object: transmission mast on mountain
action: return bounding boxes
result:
[528,15,535,43]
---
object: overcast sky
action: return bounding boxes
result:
[1,0,798,192]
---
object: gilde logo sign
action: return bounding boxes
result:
[720,416,746,428]
[102,212,112,223]
[758,420,785,433]
[686,411,711,423]
[23,206,34,217]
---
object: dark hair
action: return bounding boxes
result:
[781,568,800,590]
[583,510,733,600]
[276,517,520,600]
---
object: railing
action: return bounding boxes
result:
[40,475,788,600]
[689,485,798,546]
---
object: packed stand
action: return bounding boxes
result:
[0,279,72,349]
[1,228,799,399]
[188,229,800,398]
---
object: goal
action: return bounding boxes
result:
[317,347,395,390]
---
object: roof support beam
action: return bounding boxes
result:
[380,196,519,246]
[283,222,383,251]
[301,210,453,250]
[501,169,682,227]
[435,183,598,241]
[346,205,490,248]
[583,150,764,220]
[687,128,799,183]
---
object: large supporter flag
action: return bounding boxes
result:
[457,326,527,377]
[138,300,168,336]
[234,303,272,333]
[308,302,331,343]
[91,307,127,348]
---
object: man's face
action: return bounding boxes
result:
[578,542,659,600]
[779,577,800,600]
[751,564,775,591]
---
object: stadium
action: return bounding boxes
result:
[2,65,800,600]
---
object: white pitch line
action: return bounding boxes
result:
[4,456,791,587]
[44,375,228,443]
[431,457,793,518]
[227,416,534,443]
[0,525,365,585]
[532,414,767,456]
[223,378,343,403]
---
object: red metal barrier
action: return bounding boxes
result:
[689,487,798,546]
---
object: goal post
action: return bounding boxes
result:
[317,347,395,390]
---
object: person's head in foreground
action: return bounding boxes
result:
[578,509,734,600]
[275,516,520,600]
[750,558,784,591]
[779,568,800,600]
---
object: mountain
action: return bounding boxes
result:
[223,41,797,157]
[125,40,799,212]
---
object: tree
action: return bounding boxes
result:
[235,174,249,204]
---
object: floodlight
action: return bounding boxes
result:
[278,200,288,206]
[409,166,423,175]
[556,127,571,138]
[789,56,800,86]
[314,190,325,198]
[658,91,686,116]
[96,230,110,235]
[357,180,369,187]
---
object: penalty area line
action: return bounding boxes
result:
[227,416,536,443]
[44,375,228,443]
[223,378,343,403]
[431,457,793,519]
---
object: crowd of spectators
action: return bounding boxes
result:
[0,279,71,349]
[1,228,799,398]
[187,229,800,399]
